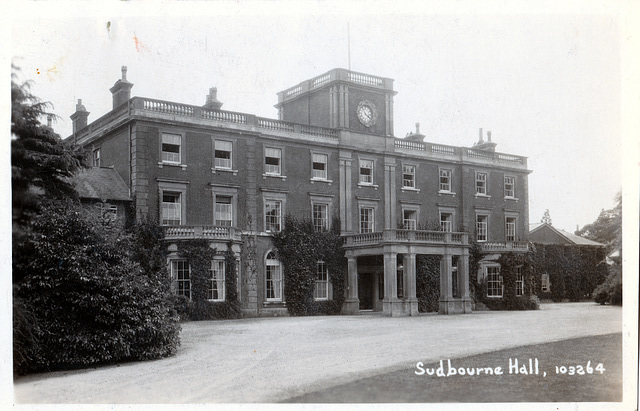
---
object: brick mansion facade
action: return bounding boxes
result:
[68,67,532,316]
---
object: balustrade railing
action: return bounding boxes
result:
[164,225,241,241]
[429,143,457,155]
[257,118,295,132]
[480,242,529,251]
[201,108,247,124]
[143,99,194,116]
[344,229,468,246]
[395,139,426,151]
[312,74,331,89]
[347,72,384,86]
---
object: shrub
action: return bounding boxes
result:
[593,265,622,305]
[13,200,181,375]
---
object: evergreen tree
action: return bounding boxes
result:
[11,66,85,227]
[575,192,621,253]
[541,209,552,225]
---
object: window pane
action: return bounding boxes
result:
[487,266,502,297]
[208,260,225,301]
[314,261,328,300]
[215,196,233,226]
[266,253,282,301]
[360,160,373,183]
[439,169,451,191]
[313,204,328,232]
[173,260,191,299]
[360,207,374,233]
[402,165,415,188]
[265,200,281,232]
[162,192,181,225]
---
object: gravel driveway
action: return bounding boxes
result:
[14,302,622,403]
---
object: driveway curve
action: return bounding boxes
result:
[14,302,622,403]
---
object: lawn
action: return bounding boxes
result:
[285,333,622,403]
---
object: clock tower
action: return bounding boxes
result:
[275,68,397,137]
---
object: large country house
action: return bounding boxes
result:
[67,66,532,316]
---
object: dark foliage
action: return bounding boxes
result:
[169,240,241,320]
[593,262,622,305]
[272,215,346,316]
[472,252,539,311]
[11,68,86,227]
[575,192,621,254]
[13,201,181,375]
[416,255,440,312]
[533,244,609,302]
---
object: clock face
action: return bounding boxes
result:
[357,100,377,127]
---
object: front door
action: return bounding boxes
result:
[358,273,374,310]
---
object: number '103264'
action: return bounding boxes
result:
[555,361,605,375]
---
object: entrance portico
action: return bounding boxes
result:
[342,229,472,316]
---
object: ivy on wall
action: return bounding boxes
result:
[272,215,346,316]
[471,249,539,311]
[415,255,440,312]
[169,240,241,320]
[532,243,608,302]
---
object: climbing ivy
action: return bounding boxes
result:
[472,251,539,311]
[532,243,608,302]
[415,255,440,312]
[168,240,241,320]
[272,215,346,316]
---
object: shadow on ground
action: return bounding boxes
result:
[284,333,622,403]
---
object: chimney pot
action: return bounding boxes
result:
[70,99,90,133]
[110,66,134,109]
[203,86,223,110]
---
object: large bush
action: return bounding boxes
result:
[593,263,622,305]
[13,201,181,375]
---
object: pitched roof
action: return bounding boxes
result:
[529,223,604,246]
[71,167,131,202]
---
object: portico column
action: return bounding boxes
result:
[459,254,470,299]
[404,252,418,316]
[342,256,359,314]
[459,253,472,313]
[383,252,400,316]
[440,253,452,299]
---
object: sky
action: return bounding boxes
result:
[9,1,637,234]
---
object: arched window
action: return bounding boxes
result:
[265,251,283,301]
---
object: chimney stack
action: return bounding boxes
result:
[487,130,492,142]
[70,99,90,134]
[405,121,426,142]
[47,114,53,128]
[478,127,484,143]
[109,65,134,109]
[203,87,223,110]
